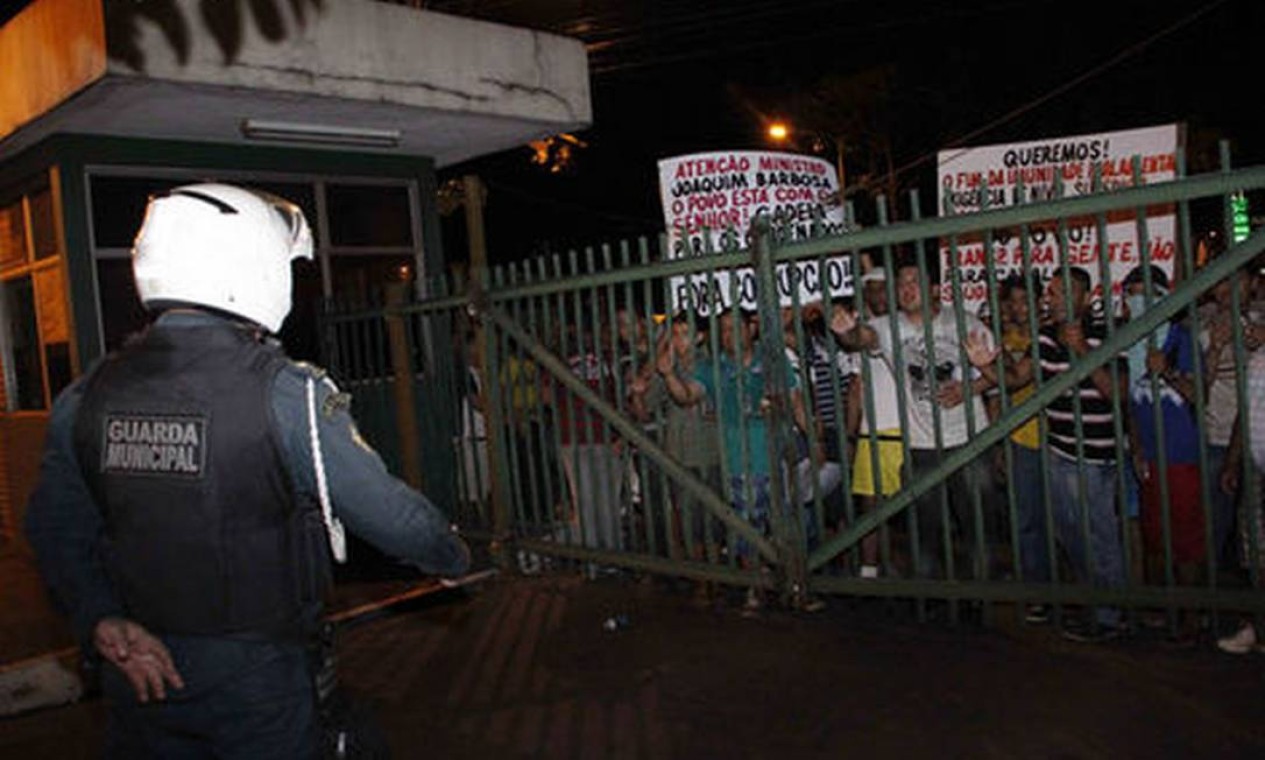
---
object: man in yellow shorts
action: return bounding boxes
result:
[853,429,904,497]
[838,266,903,577]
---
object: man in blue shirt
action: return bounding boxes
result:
[1123,266,1204,614]
[657,307,809,614]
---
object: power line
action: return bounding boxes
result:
[425,0,1040,77]
[577,0,862,46]
[889,0,1231,186]
[432,0,1234,227]
[576,1,1060,76]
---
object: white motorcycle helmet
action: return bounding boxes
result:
[132,183,314,333]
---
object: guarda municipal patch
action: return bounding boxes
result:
[101,415,207,477]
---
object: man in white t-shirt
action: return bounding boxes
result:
[837,257,998,578]
[830,267,900,578]
[1215,342,1265,654]
[1199,265,1265,567]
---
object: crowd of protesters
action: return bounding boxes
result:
[456,243,1265,645]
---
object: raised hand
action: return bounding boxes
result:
[829,307,857,338]
[655,337,676,376]
[964,330,999,368]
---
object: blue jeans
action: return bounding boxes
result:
[1012,444,1052,583]
[729,475,773,562]
[1208,445,1238,568]
[560,444,625,552]
[103,636,317,759]
[1048,454,1126,626]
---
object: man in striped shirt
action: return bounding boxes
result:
[1038,267,1129,641]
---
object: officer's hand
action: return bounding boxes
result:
[94,616,184,703]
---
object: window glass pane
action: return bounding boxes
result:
[329,254,415,309]
[251,182,317,234]
[278,257,323,364]
[91,176,185,249]
[327,185,413,248]
[3,275,45,410]
[96,259,150,352]
[30,184,58,260]
[323,256,416,384]
[0,197,26,270]
[34,266,69,345]
[45,342,71,401]
[97,256,321,360]
[91,176,319,250]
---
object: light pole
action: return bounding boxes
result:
[766,121,845,200]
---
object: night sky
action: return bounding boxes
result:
[430,0,1265,263]
[3,0,1262,264]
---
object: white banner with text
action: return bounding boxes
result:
[658,150,851,314]
[936,123,1181,314]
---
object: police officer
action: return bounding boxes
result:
[24,183,470,758]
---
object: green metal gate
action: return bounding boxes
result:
[321,155,1265,628]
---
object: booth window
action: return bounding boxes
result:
[1,177,71,412]
[86,173,423,371]
[327,184,413,247]
[2,277,44,409]
[95,258,149,352]
[30,185,58,260]
[0,197,24,270]
[91,176,183,249]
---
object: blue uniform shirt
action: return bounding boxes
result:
[24,311,469,646]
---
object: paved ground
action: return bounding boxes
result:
[3,548,1265,759]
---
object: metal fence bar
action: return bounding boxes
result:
[810,576,1265,610]
[354,168,1265,306]
[318,161,1265,618]
[476,298,779,562]
[754,218,808,602]
[810,227,1265,572]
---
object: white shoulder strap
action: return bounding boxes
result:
[306,375,347,563]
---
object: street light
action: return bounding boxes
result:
[764,121,845,199]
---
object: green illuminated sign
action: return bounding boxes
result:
[1231,193,1250,244]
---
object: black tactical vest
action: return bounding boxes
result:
[74,319,330,639]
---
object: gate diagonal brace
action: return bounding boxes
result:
[808,226,1265,572]
[479,302,781,564]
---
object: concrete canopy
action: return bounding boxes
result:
[0,0,592,167]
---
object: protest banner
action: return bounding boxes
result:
[658,150,851,314]
[936,123,1181,315]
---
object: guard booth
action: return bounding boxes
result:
[0,0,591,547]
